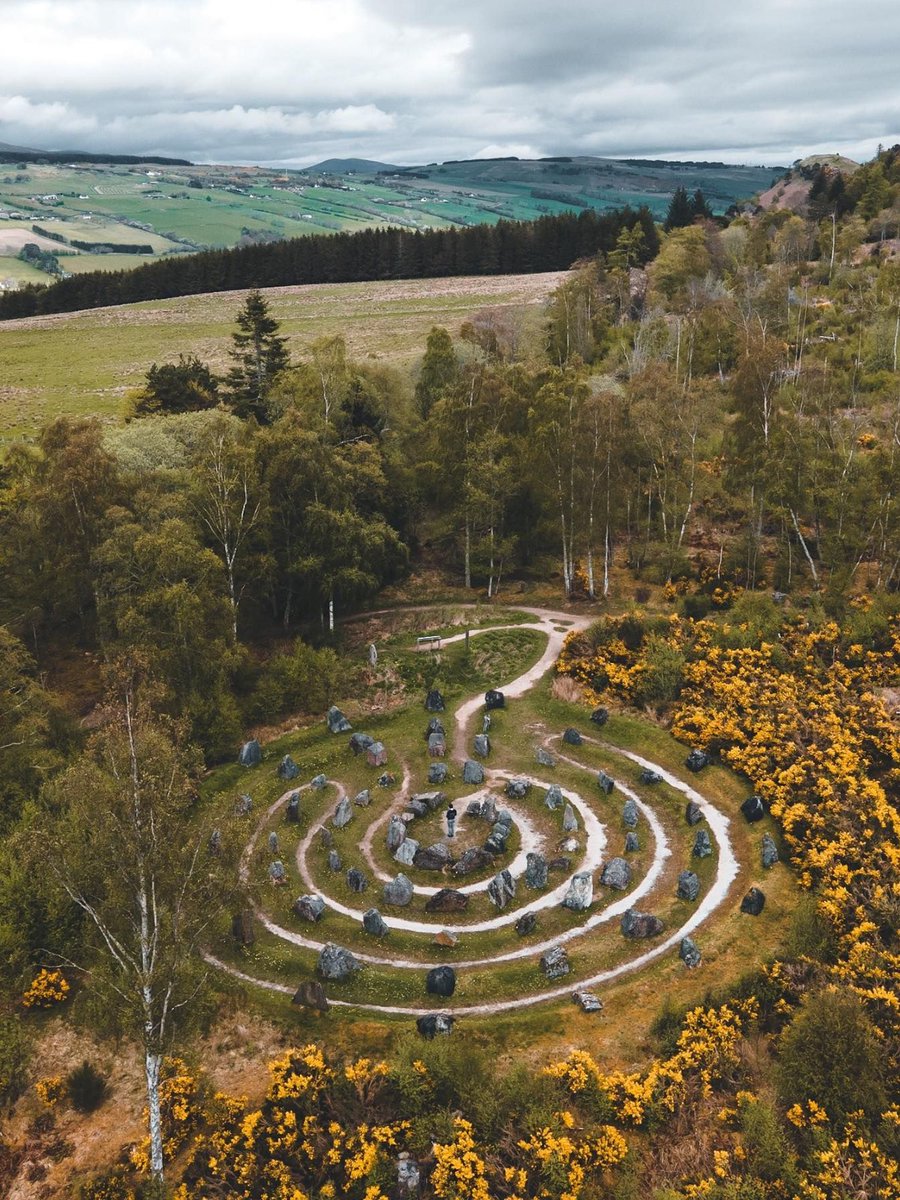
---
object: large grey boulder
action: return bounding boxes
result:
[544,784,564,811]
[562,871,593,911]
[462,759,485,785]
[473,733,491,758]
[525,852,548,889]
[428,762,449,785]
[311,773,328,790]
[536,747,555,768]
[621,909,664,938]
[394,838,419,866]
[505,778,531,799]
[286,792,300,821]
[601,857,632,891]
[487,869,516,909]
[741,887,766,916]
[425,966,456,997]
[685,749,710,772]
[414,843,452,871]
[425,888,468,913]
[680,936,702,968]
[239,739,261,767]
[562,803,579,833]
[693,829,713,858]
[268,860,287,884]
[590,706,609,726]
[677,870,700,901]
[484,689,505,710]
[408,798,430,818]
[293,895,326,922]
[685,800,703,825]
[278,754,300,781]
[596,771,615,795]
[451,847,493,877]
[349,732,375,755]
[742,794,767,823]
[639,768,663,785]
[386,815,407,852]
[353,788,371,807]
[362,908,388,936]
[482,714,492,733]
[417,1013,454,1038]
[292,980,329,1012]
[327,706,352,734]
[415,791,446,811]
[425,717,446,741]
[346,868,368,893]
[383,874,414,907]
[622,798,639,829]
[562,727,582,746]
[317,943,360,981]
[761,833,780,868]
[332,796,353,829]
[624,831,640,853]
[327,849,342,872]
[515,911,537,936]
[572,991,603,1012]
[481,796,498,824]
[428,731,447,757]
[540,945,570,979]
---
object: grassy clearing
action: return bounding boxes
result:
[0,271,562,442]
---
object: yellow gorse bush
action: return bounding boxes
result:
[22,967,70,1008]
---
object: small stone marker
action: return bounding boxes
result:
[238,739,261,767]
[541,945,570,979]
[292,980,329,1012]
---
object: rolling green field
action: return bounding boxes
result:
[0,270,564,442]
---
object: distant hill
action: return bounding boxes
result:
[0,141,191,166]
[308,157,400,173]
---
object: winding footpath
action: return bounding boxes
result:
[207,606,741,1015]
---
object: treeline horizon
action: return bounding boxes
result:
[0,205,659,320]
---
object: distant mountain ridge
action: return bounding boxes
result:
[0,141,191,166]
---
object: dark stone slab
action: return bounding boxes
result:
[293,895,325,922]
[621,909,664,939]
[692,828,713,858]
[239,739,261,767]
[425,888,469,913]
[363,908,388,936]
[601,857,632,890]
[426,966,456,997]
[451,847,494,877]
[327,706,352,734]
[346,868,368,893]
[505,778,531,799]
[762,833,780,868]
[278,754,300,781]
[292,980,329,1011]
[317,943,360,981]
[462,759,485,785]
[425,689,445,712]
[349,732,375,755]
[624,831,640,853]
[562,727,582,746]
[680,936,702,968]
[428,762,449,785]
[639,768,663,785]
[590,707,609,726]
[685,800,703,825]
[417,1013,454,1038]
[741,794,767,823]
[596,770,615,795]
[485,689,506,710]
[515,912,537,936]
[740,887,766,916]
[677,870,700,901]
[685,749,710,773]
[622,799,639,828]
[540,945,570,979]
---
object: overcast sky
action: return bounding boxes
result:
[1,0,898,168]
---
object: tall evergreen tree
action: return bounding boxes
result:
[224,291,290,422]
[664,186,694,231]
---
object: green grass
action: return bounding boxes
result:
[0,271,559,443]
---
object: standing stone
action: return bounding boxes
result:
[761,833,780,868]
[383,874,414,907]
[572,992,603,1013]
[480,796,497,824]
[482,713,492,734]
[318,826,334,850]
[231,910,254,946]
[367,643,378,668]
[235,794,253,816]
[685,800,703,826]
[397,1153,421,1194]
[621,909,664,938]
[386,815,407,852]
[562,803,579,833]
[428,762,449,785]
[394,838,419,867]
[327,849,342,872]
[485,689,505,710]
[625,831,640,853]
[677,870,701,901]
[685,749,710,773]
[208,828,221,855]
[425,888,468,913]
[332,796,353,829]
[286,792,300,821]
[596,771,615,795]
[640,768,663,785]
[366,742,388,767]
[326,706,352,734]
[741,794,767,823]
[346,868,368,893]
[680,937,702,968]
[426,966,456,997]
[473,733,491,758]
[353,788,371,807]
[487,869,516,909]
[536,747,555,768]
[239,739,261,767]
[433,930,458,948]
[462,759,485,785]
[416,791,446,811]
[292,980,330,1012]
[278,754,300,781]
[740,887,766,916]
[590,707,609,726]
[562,871,593,911]
[428,731,447,757]
[268,860,287,884]
[622,799,639,828]
[545,784,564,811]
[693,828,713,858]
[451,847,493,877]
[268,831,279,854]
[515,912,537,936]
[425,689,445,712]
[317,943,360,981]
[293,895,326,922]
[505,778,531,799]
[414,843,452,871]
[540,946,570,979]
[349,732,375,755]
[363,908,389,936]
[417,1014,454,1038]
[311,773,328,790]
[601,857,632,890]
[408,798,430,818]
[425,717,446,741]
[562,727,582,746]
[525,852,548,889]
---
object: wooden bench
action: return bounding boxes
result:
[416,634,442,651]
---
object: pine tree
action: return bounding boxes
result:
[691,188,713,219]
[664,186,694,231]
[224,291,290,422]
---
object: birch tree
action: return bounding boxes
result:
[45,683,225,1188]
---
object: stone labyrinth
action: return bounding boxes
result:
[208,609,741,1020]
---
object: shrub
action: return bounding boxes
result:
[67,1060,109,1113]
[21,968,70,1008]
